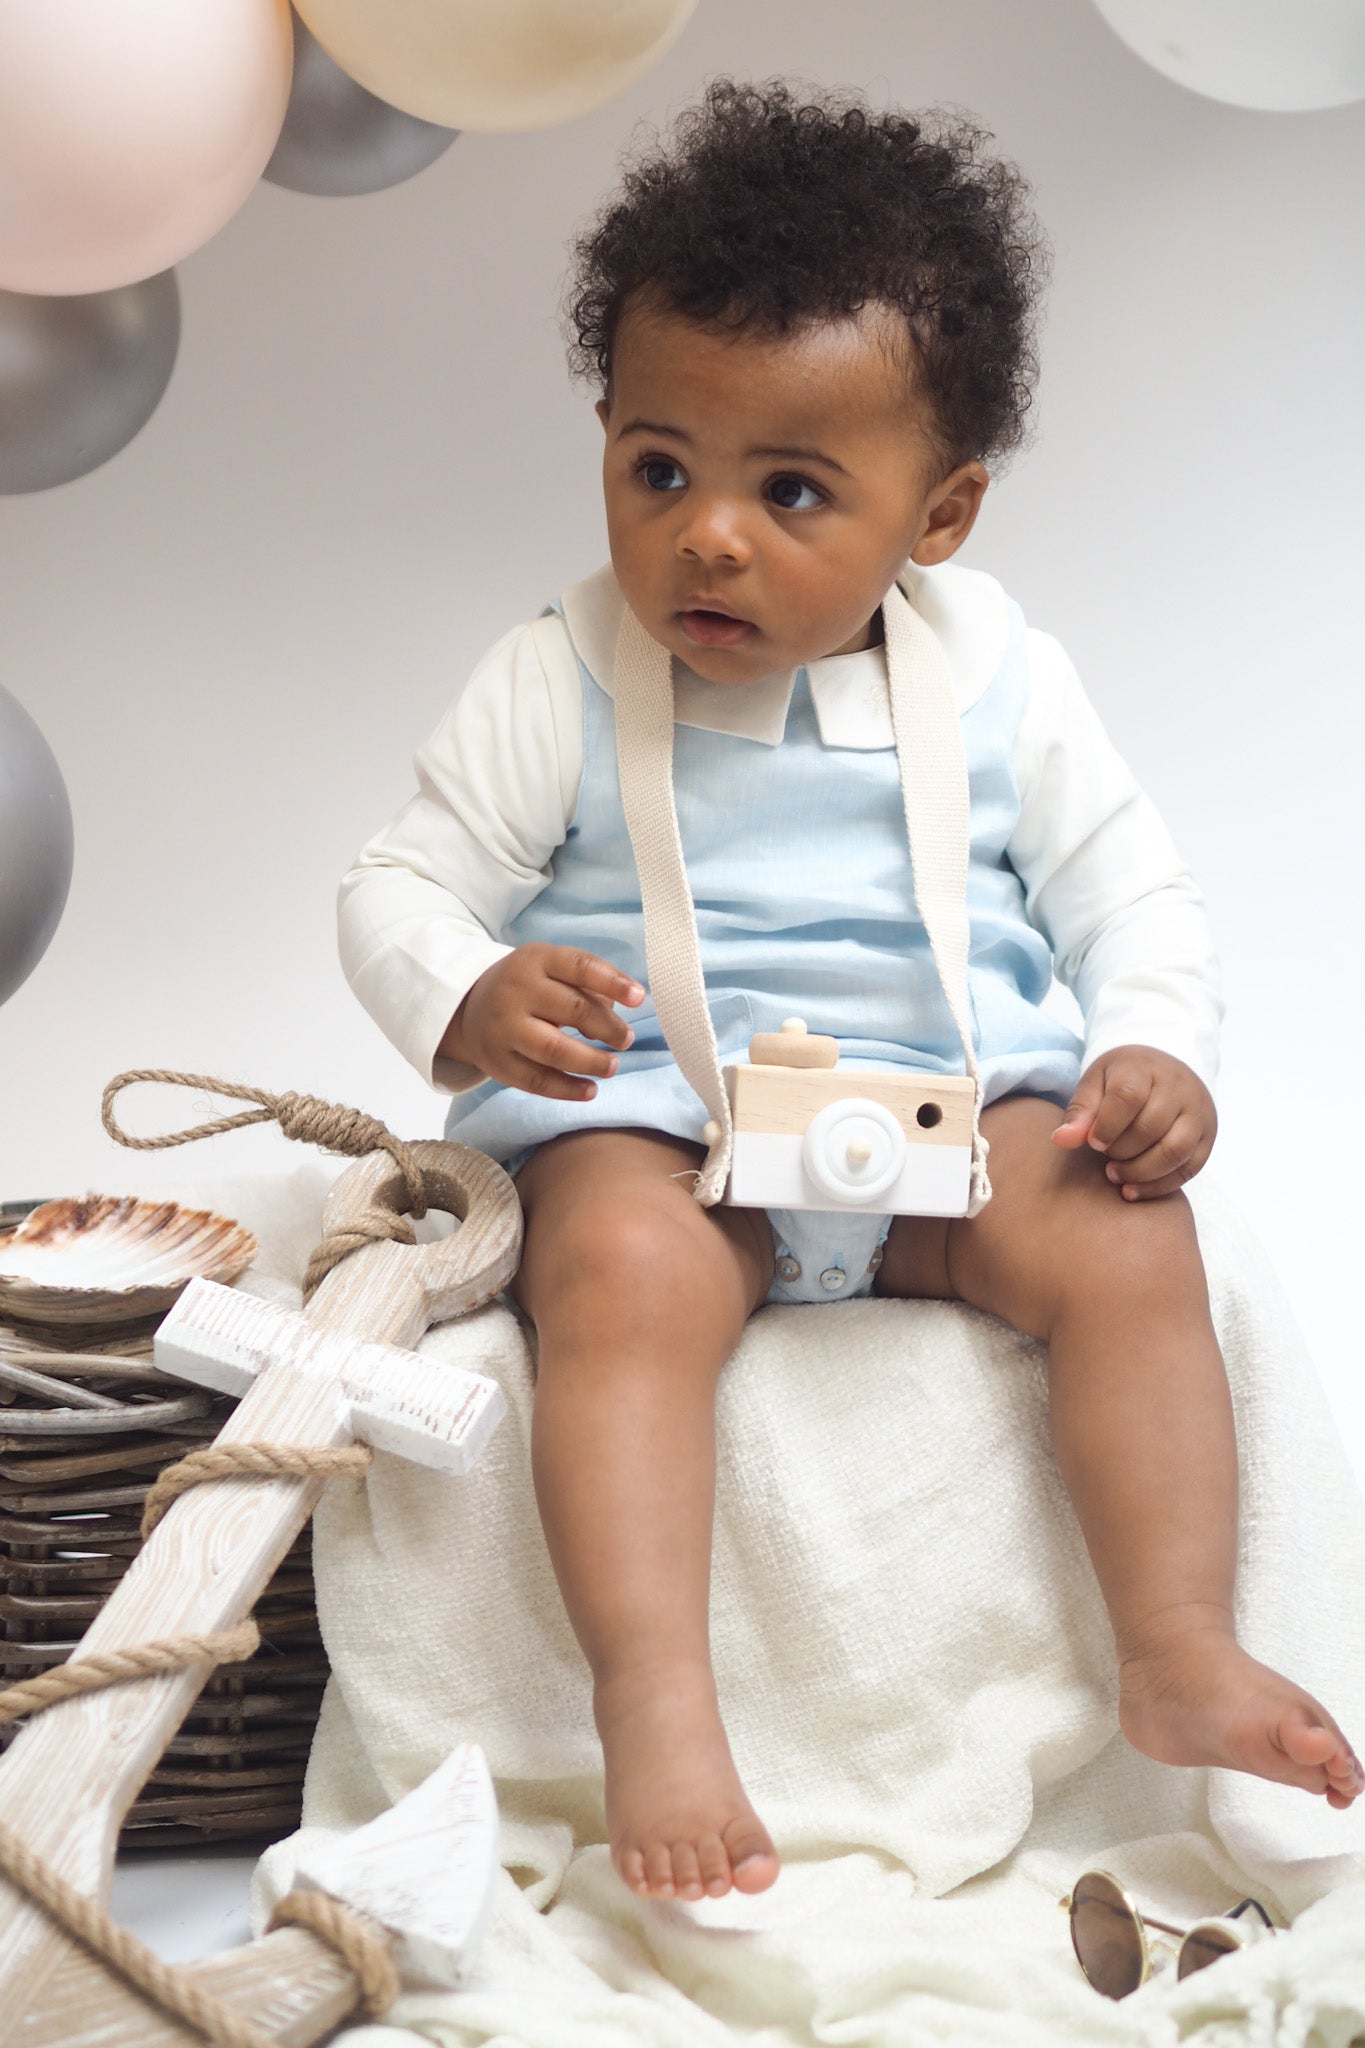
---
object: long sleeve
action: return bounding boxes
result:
[1007,629,1224,1088]
[337,613,584,1092]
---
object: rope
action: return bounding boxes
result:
[101,1069,429,1300]
[140,1442,374,1540]
[0,1073,422,2034]
[0,1620,260,1725]
[268,1890,400,2019]
[0,1821,280,2048]
[0,1818,395,2046]
[300,1208,416,1304]
[0,1445,395,2043]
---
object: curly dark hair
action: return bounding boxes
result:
[565,79,1048,470]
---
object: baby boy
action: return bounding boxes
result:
[341,80,1361,1905]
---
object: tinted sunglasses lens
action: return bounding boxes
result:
[1071,1872,1145,1999]
[1177,1922,1241,1980]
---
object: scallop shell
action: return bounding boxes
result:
[0,1195,257,1328]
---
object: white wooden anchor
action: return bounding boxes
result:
[289,1736,500,1992]
[0,1138,522,2046]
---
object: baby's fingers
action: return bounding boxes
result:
[1105,1112,1208,1199]
[1115,1168,1194,1202]
[500,1037,610,1103]
[541,978,636,1053]
[1087,1071,1157,1152]
[518,1018,620,1083]
[1101,1086,1179,1164]
[544,946,644,1011]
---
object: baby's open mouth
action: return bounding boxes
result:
[677,608,756,648]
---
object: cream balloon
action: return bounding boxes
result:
[1092,0,1365,111]
[0,0,293,296]
[295,0,697,132]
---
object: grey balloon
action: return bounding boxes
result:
[0,270,180,496]
[265,13,458,196]
[0,685,73,1009]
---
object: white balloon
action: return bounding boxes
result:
[0,0,291,295]
[295,0,697,133]
[1093,0,1365,110]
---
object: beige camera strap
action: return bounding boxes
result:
[614,603,736,1206]
[612,579,991,1215]
[881,581,991,1214]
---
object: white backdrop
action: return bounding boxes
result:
[2,0,1362,1484]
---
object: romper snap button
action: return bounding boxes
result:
[776,1255,801,1283]
[866,1247,884,1273]
[819,1266,847,1292]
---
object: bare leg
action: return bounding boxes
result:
[512,1127,781,1899]
[876,1095,1362,1807]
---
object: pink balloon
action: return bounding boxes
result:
[0,0,293,296]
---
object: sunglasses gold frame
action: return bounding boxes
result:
[1064,1868,1276,1999]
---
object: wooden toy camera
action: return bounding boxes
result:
[719,1019,976,1216]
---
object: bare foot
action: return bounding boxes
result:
[1118,1614,1364,1809]
[594,1658,780,1900]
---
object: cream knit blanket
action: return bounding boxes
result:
[196,1163,1365,2047]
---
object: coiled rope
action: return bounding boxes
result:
[101,1069,429,1300]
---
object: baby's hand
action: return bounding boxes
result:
[442,943,644,1103]
[1052,1046,1217,1201]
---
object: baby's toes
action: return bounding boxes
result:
[620,1843,648,1896]
[1323,1740,1364,1806]
[722,1816,780,1894]
[697,1831,732,1898]
[1277,1703,1358,1802]
[670,1841,704,1901]
[1276,1702,1339,1771]
[1271,1704,1362,1802]
[643,1841,677,1897]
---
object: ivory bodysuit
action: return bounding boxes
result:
[339,559,1222,1295]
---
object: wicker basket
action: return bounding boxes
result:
[0,1204,328,1852]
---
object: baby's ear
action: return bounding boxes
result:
[595,397,611,433]
[911,460,990,566]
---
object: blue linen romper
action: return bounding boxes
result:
[444,596,1084,1303]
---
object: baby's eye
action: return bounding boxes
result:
[766,473,824,512]
[636,455,687,492]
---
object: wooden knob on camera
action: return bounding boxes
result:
[747,1017,838,1069]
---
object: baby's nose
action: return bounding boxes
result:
[677,498,753,566]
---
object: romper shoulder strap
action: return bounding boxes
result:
[611,586,991,1215]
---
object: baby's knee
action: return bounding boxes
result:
[1050,1177,1206,1320]
[541,1196,677,1284]
[979,1151,1205,1339]
[517,1179,741,1352]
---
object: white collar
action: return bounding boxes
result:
[558,558,1009,750]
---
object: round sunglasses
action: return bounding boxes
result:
[1065,1868,1276,1999]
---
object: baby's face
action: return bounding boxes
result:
[598,296,988,682]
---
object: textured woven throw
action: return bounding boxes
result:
[205,1160,1365,2048]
